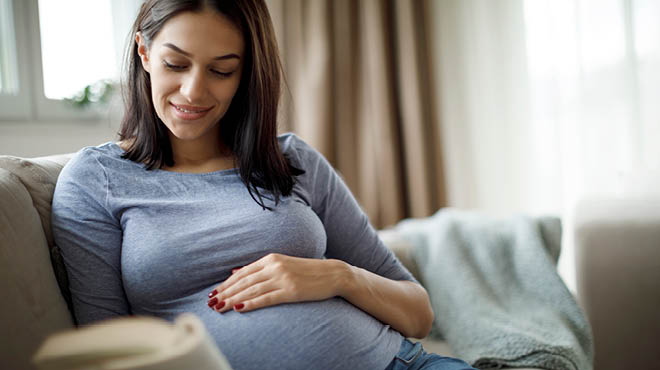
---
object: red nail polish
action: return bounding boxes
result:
[215,301,226,310]
[208,289,217,298]
[234,303,244,310]
[208,297,218,307]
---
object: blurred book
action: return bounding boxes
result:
[32,313,232,370]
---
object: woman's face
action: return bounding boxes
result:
[136,9,244,144]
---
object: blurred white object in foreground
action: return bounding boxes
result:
[32,313,233,370]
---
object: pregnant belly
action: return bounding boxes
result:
[196,297,403,370]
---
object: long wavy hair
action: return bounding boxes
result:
[119,0,302,209]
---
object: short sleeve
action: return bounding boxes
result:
[281,134,416,283]
[51,148,130,325]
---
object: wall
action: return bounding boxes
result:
[0,91,123,157]
[0,120,118,157]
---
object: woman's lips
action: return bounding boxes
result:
[170,102,213,120]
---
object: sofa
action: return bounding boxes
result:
[1,152,658,370]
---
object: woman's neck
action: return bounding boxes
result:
[166,134,235,173]
[117,133,235,173]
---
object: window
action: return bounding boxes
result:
[523,0,660,292]
[38,0,118,100]
[0,0,140,121]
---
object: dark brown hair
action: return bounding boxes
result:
[119,0,302,209]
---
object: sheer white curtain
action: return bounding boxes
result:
[431,0,660,291]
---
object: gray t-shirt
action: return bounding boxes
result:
[52,133,415,370]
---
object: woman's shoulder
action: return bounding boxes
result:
[60,142,124,182]
[277,133,338,194]
[278,132,306,154]
[277,133,326,168]
[69,141,122,163]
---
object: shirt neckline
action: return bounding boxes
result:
[107,141,240,177]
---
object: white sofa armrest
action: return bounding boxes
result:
[574,197,660,370]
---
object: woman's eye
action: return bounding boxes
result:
[163,61,186,70]
[162,60,232,78]
[211,69,233,78]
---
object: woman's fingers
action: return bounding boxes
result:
[234,289,287,313]
[213,278,273,313]
[214,262,263,294]
[208,254,283,300]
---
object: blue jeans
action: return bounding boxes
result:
[385,339,476,370]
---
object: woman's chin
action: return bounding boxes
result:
[166,128,205,142]
[173,134,204,143]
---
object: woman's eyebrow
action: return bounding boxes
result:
[163,42,240,60]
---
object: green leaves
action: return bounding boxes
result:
[64,79,116,109]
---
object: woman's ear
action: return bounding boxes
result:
[135,32,151,73]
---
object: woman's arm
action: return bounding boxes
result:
[52,149,129,325]
[292,133,434,337]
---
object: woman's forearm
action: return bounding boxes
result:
[333,259,434,339]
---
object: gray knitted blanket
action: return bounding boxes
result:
[394,209,593,370]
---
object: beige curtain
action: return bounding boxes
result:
[267,0,445,228]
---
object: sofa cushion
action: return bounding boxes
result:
[0,155,75,315]
[0,167,74,370]
[0,155,72,247]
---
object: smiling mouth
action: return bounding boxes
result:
[170,103,213,113]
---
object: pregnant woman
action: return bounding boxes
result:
[52,1,475,369]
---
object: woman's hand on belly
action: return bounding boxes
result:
[207,253,349,313]
[206,253,434,339]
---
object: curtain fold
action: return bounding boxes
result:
[268,0,445,228]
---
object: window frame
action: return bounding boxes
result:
[0,0,33,120]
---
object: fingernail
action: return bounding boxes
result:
[215,301,226,310]
[232,267,242,273]
[234,303,244,310]
[208,289,217,298]
[208,297,218,307]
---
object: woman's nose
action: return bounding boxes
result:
[180,69,206,102]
